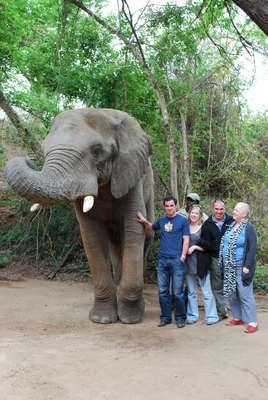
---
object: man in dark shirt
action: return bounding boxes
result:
[200,199,233,320]
[177,192,208,221]
[137,196,190,328]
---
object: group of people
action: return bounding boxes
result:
[137,193,258,334]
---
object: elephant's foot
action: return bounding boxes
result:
[89,299,118,324]
[118,296,145,324]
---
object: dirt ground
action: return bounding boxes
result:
[0,269,268,400]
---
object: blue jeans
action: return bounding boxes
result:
[186,272,219,324]
[228,266,257,323]
[157,257,186,323]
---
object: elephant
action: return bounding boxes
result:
[4,108,154,324]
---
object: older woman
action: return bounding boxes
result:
[219,202,258,333]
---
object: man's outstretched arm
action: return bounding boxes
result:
[136,211,153,231]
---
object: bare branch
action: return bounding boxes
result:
[121,0,147,66]
[200,20,238,68]
[225,1,254,56]
[0,90,43,158]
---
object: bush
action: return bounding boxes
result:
[0,251,10,268]
[254,264,268,293]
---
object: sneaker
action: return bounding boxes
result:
[186,320,197,325]
[206,320,219,325]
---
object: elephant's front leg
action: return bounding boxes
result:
[118,224,145,324]
[75,206,117,324]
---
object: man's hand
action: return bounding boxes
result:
[243,267,249,274]
[137,211,153,231]
[137,211,146,224]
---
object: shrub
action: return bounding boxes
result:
[254,264,268,293]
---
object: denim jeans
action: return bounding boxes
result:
[186,272,219,324]
[228,266,257,323]
[157,257,186,323]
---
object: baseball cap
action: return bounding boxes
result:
[186,193,200,202]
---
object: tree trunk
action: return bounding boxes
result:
[179,109,192,193]
[151,83,178,200]
[207,86,216,170]
[232,0,268,36]
[0,90,42,158]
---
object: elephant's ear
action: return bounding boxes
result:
[111,115,152,199]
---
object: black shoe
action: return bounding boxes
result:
[158,320,171,327]
[176,322,186,328]
[219,314,228,321]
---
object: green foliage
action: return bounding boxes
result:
[242,111,268,158]
[0,0,28,78]
[254,264,268,293]
[0,251,10,268]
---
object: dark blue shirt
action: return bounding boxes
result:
[212,214,226,231]
[152,214,190,258]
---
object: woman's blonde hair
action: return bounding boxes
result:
[188,204,203,225]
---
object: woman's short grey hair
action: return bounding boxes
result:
[237,202,251,218]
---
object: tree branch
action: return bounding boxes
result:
[232,0,268,36]
[0,90,43,158]
[225,1,254,56]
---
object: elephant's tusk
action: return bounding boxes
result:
[30,203,41,212]
[83,195,94,213]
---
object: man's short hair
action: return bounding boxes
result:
[212,198,225,207]
[163,195,177,206]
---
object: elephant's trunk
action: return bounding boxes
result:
[4,156,98,205]
[4,157,69,204]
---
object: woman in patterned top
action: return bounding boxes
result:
[219,202,258,334]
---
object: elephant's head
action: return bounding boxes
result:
[4,108,152,210]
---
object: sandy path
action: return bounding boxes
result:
[0,279,268,400]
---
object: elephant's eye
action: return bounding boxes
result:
[91,144,103,158]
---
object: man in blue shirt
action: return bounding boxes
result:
[137,196,190,327]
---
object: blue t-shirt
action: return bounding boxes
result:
[152,214,190,258]
[212,214,226,231]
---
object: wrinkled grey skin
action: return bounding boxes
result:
[4,108,154,324]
